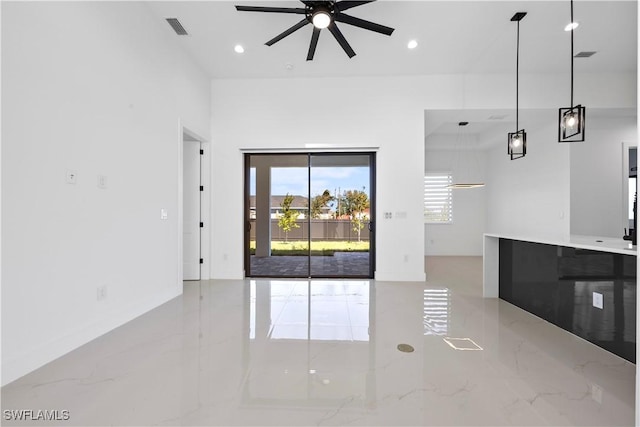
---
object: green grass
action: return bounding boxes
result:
[249,240,369,256]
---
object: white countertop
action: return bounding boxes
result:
[484,233,637,256]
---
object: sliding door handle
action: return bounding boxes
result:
[368,222,374,232]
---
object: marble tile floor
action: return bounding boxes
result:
[1,257,635,426]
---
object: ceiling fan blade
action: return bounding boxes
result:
[327,23,355,58]
[265,18,310,46]
[235,5,306,14]
[336,1,375,12]
[334,13,394,36]
[307,27,321,61]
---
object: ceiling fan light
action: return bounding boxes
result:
[312,10,331,29]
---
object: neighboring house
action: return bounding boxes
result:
[248,195,310,219]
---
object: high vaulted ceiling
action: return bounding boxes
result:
[146,1,637,79]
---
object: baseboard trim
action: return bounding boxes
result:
[1,287,182,386]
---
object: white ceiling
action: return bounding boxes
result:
[145,0,637,149]
[146,0,637,79]
[424,107,637,150]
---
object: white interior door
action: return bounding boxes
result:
[183,139,201,280]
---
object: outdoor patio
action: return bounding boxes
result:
[249,252,370,277]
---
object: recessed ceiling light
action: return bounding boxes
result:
[407,39,418,49]
[234,44,245,54]
[564,22,579,31]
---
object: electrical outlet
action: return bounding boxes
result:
[97,285,107,301]
[404,254,409,262]
[593,292,603,309]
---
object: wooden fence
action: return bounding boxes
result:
[249,219,370,242]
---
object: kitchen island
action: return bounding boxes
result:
[483,233,637,362]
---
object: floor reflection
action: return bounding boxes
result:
[244,280,376,408]
[249,280,371,341]
[423,288,450,336]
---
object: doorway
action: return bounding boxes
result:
[183,134,202,281]
[244,152,375,278]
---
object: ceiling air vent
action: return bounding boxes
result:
[575,51,596,58]
[166,18,188,36]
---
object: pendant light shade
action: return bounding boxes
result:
[559,105,586,141]
[508,12,527,160]
[448,121,485,189]
[508,129,527,160]
[558,0,586,142]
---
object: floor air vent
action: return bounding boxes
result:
[166,18,188,36]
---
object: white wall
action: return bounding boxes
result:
[570,115,638,237]
[1,2,210,385]
[210,72,635,281]
[210,76,430,282]
[484,114,571,240]
[424,149,486,256]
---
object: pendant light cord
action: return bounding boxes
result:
[516,19,520,131]
[570,0,574,107]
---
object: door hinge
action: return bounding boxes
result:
[200,258,203,264]
[200,222,204,228]
[200,149,204,155]
[200,185,204,191]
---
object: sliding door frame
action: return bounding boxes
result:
[244,151,376,279]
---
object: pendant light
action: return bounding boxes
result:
[558,0,586,142]
[448,121,485,189]
[507,12,527,160]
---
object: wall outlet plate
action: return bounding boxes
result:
[593,292,603,309]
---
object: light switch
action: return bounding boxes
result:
[97,175,107,189]
[160,209,168,220]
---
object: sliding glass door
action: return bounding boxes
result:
[246,154,310,278]
[245,153,375,278]
[309,154,374,277]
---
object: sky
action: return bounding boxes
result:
[249,166,370,199]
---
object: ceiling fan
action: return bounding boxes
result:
[235,1,395,60]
